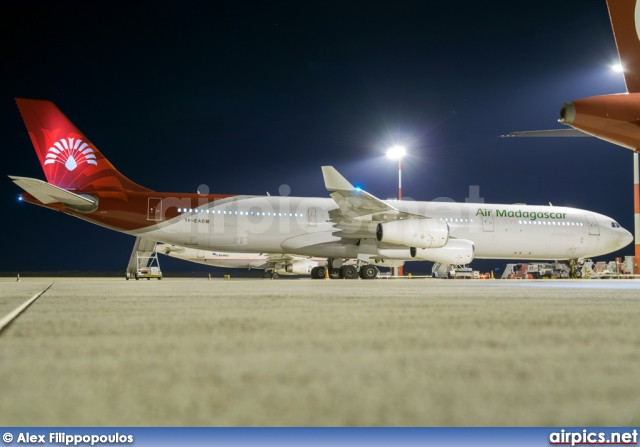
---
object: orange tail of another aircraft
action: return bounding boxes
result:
[15,98,149,192]
[607,0,640,93]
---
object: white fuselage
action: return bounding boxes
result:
[134,197,632,262]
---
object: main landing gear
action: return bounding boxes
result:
[310,266,327,279]
[262,270,280,279]
[310,260,379,279]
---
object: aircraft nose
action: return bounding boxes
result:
[613,228,635,251]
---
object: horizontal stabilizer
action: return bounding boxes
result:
[9,176,97,207]
[500,129,591,138]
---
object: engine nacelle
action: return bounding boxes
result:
[376,219,448,249]
[410,238,474,264]
[281,260,318,275]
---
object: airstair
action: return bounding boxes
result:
[432,262,453,278]
[126,237,162,280]
[501,263,535,279]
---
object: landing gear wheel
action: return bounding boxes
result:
[329,267,341,279]
[263,271,271,278]
[340,265,358,279]
[272,272,279,279]
[359,265,379,279]
[311,266,327,279]
[574,270,582,278]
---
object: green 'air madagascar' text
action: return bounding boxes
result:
[476,209,566,221]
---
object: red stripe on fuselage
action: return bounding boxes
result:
[21,191,238,232]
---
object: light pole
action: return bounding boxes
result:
[386,145,406,276]
[386,145,405,200]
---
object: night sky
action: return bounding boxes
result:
[1,0,633,274]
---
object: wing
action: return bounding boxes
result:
[500,129,591,137]
[321,166,430,242]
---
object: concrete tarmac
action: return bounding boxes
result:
[0,277,638,426]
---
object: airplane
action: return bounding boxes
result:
[10,98,633,279]
[503,0,640,150]
[502,0,640,273]
[557,0,640,151]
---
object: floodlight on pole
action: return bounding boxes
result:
[386,145,406,201]
[386,145,406,277]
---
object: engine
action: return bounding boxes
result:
[558,102,575,125]
[280,260,318,275]
[410,238,474,264]
[376,218,449,249]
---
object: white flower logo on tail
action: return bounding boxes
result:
[44,137,98,171]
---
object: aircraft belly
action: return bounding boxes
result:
[451,225,579,260]
[284,243,359,258]
[281,231,340,252]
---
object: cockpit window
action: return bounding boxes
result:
[611,221,621,228]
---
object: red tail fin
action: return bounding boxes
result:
[16,98,150,192]
[607,0,640,93]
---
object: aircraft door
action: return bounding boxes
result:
[147,197,162,221]
[482,215,494,232]
[584,214,600,235]
[308,207,317,227]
